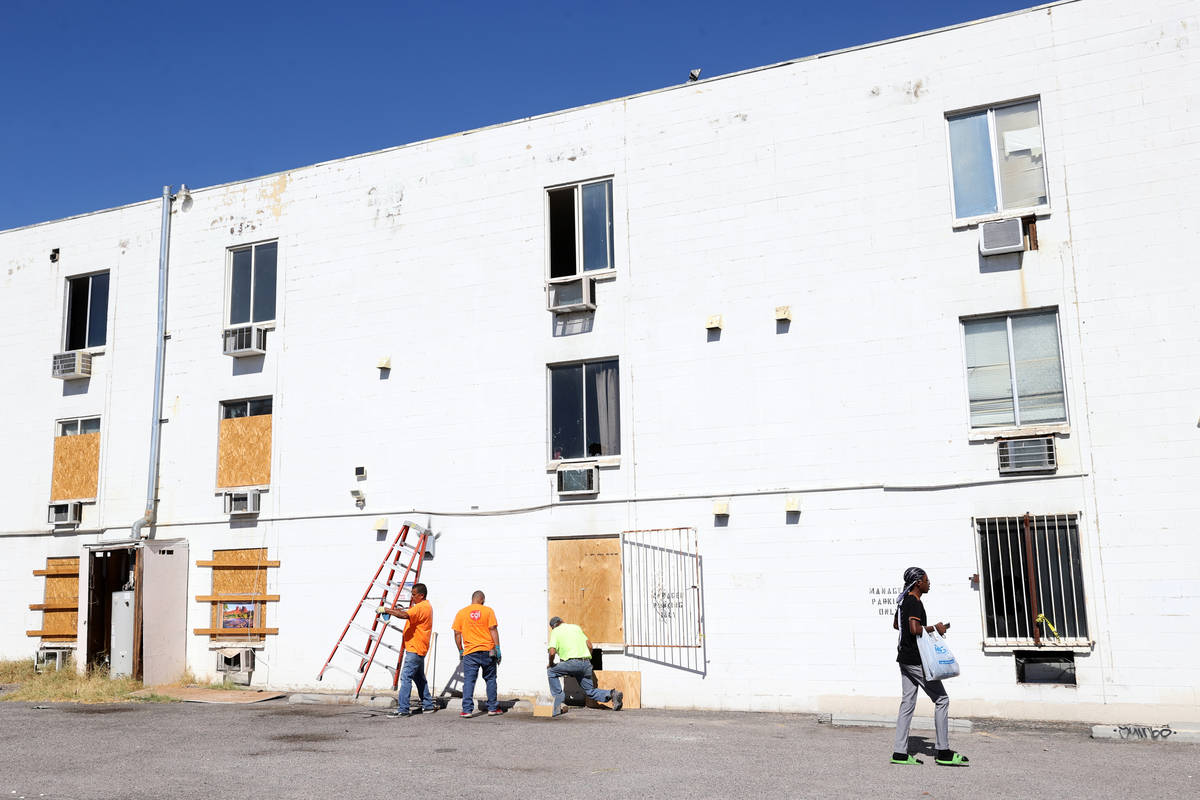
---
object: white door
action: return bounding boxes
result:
[142,539,189,685]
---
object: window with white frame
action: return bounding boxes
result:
[548,179,614,278]
[64,272,110,351]
[549,359,620,460]
[947,99,1047,221]
[221,397,273,419]
[963,309,1066,429]
[976,514,1089,647]
[59,417,101,436]
[227,241,277,326]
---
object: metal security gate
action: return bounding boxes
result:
[620,528,704,673]
[975,513,1089,647]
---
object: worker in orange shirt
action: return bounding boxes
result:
[451,590,502,717]
[377,582,436,717]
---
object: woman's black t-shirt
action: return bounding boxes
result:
[896,594,926,665]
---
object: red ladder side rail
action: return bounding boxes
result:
[354,530,428,698]
[356,526,414,673]
[316,524,411,682]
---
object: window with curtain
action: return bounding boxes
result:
[227,241,278,325]
[947,99,1048,221]
[963,310,1066,428]
[549,359,620,460]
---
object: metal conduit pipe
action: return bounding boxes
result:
[132,185,174,539]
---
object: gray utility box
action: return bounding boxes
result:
[110,590,135,678]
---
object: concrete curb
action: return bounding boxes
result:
[1090,723,1200,743]
[286,694,534,714]
[820,713,973,733]
[287,692,396,709]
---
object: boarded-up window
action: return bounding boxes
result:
[217,399,272,488]
[27,557,80,642]
[194,548,280,640]
[547,537,623,644]
[51,424,100,501]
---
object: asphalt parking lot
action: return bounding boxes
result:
[0,700,1194,799]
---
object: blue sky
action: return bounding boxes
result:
[0,0,1038,231]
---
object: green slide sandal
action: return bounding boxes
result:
[935,751,970,766]
[890,753,923,765]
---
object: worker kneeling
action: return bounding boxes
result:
[546,616,623,717]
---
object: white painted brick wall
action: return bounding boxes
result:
[1,0,1197,720]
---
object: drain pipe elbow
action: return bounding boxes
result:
[132,513,151,540]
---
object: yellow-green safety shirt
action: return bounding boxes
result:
[548,622,591,660]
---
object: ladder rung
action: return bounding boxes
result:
[337,645,371,662]
[350,623,404,652]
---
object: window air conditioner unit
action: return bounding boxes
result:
[52,351,92,380]
[979,218,1026,256]
[997,436,1057,474]
[222,324,268,357]
[223,490,262,515]
[556,463,599,496]
[547,276,597,313]
[216,649,255,685]
[47,502,82,525]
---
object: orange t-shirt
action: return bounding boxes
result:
[452,604,498,655]
[401,599,432,656]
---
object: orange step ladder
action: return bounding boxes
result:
[317,522,431,698]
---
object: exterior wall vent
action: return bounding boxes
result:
[997,436,1057,474]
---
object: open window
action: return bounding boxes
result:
[63,271,109,351]
[548,178,614,278]
[947,99,1048,223]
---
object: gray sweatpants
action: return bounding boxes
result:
[893,662,950,753]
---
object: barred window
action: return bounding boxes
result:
[976,514,1088,647]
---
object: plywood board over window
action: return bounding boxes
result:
[194,548,280,639]
[51,434,100,500]
[27,557,80,642]
[216,415,272,488]
[547,537,623,644]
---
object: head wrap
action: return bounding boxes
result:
[548,616,563,628]
[894,567,927,632]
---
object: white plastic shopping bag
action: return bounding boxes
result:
[917,630,961,681]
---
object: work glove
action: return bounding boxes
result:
[491,646,502,665]
[376,606,390,621]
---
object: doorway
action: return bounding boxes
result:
[85,546,138,676]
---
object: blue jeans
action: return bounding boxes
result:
[461,651,497,713]
[547,658,611,710]
[397,651,435,712]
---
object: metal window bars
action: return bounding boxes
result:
[620,527,704,674]
[975,514,1089,647]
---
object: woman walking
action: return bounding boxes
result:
[891,567,969,766]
